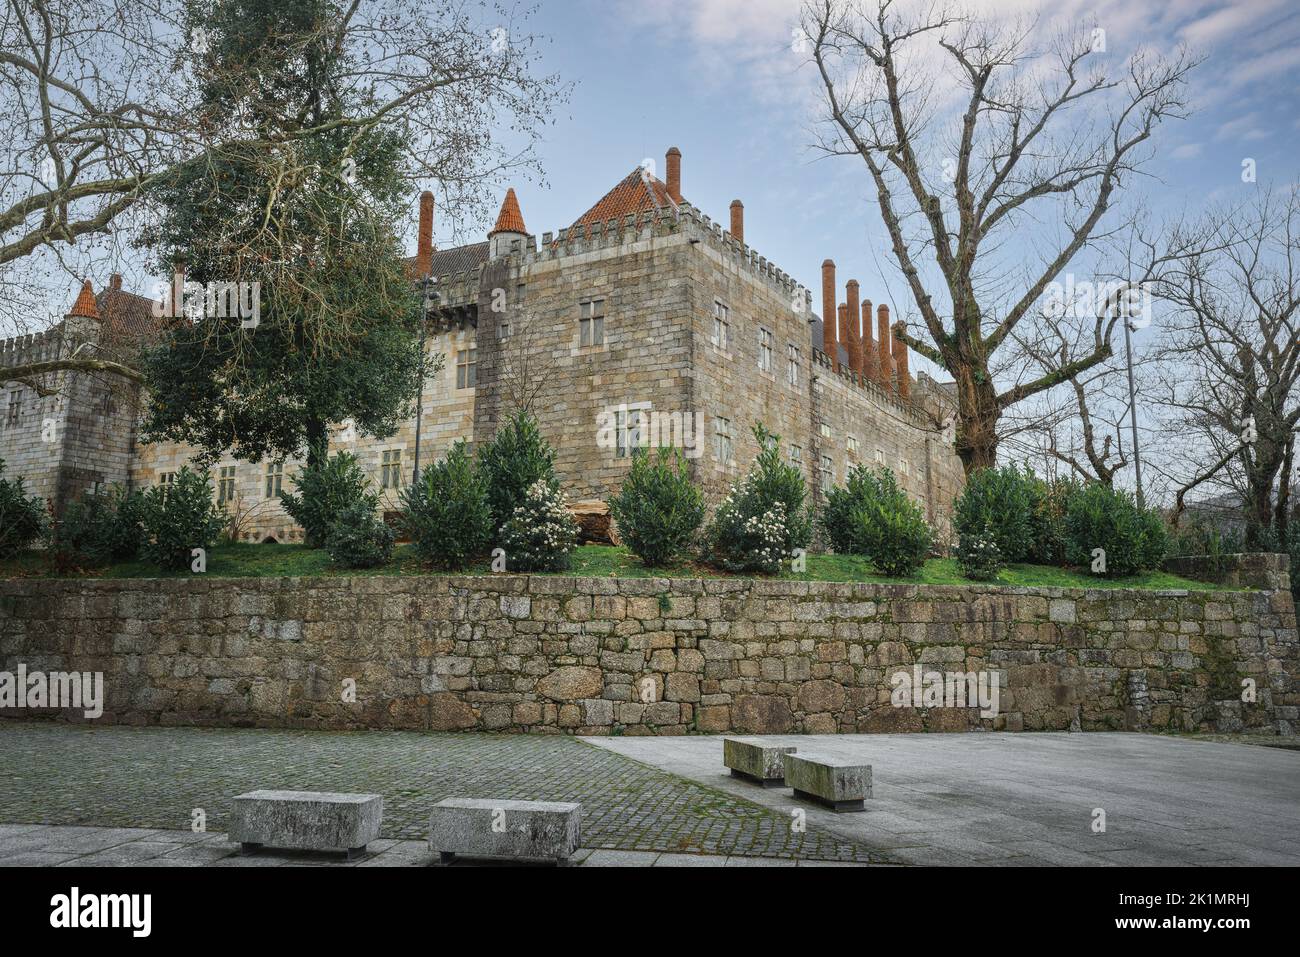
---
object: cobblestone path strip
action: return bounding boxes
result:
[0,724,889,863]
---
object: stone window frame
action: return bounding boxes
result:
[579,298,606,348]
[380,448,404,490]
[899,457,910,477]
[613,403,649,459]
[757,326,773,373]
[819,421,831,440]
[713,416,734,465]
[264,461,284,499]
[217,465,237,504]
[787,344,800,387]
[711,299,730,352]
[819,454,833,485]
[875,448,885,465]
[455,344,478,389]
[4,388,19,426]
[846,434,859,457]
[790,444,802,464]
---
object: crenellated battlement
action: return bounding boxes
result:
[812,346,941,429]
[523,203,813,313]
[0,321,82,372]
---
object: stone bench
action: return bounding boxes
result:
[723,737,797,787]
[783,753,872,812]
[230,790,383,858]
[429,798,581,865]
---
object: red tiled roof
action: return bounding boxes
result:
[67,280,99,319]
[489,188,527,236]
[571,167,679,231]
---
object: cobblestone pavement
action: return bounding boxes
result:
[0,723,887,863]
[0,824,868,867]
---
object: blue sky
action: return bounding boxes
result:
[441,0,1300,379]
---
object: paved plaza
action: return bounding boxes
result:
[587,732,1300,865]
[0,722,882,865]
[1,723,1297,866]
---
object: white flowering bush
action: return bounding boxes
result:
[957,530,1003,581]
[499,479,579,572]
[704,425,811,574]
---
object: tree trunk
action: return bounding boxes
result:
[954,370,1001,473]
[305,418,329,471]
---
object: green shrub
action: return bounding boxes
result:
[54,486,146,567]
[400,440,492,569]
[823,466,930,576]
[478,410,558,535]
[953,465,1038,563]
[608,447,705,567]
[324,501,395,569]
[280,446,379,547]
[820,464,898,555]
[957,531,1003,581]
[704,425,811,574]
[0,457,48,558]
[1064,482,1168,577]
[499,478,579,572]
[141,468,225,570]
[1029,476,1077,566]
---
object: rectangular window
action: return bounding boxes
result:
[381,449,403,489]
[217,466,237,504]
[456,346,478,389]
[497,318,511,340]
[580,299,606,346]
[899,458,910,476]
[159,471,177,487]
[790,445,802,464]
[819,455,833,484]
[265,462,283,498]
[875,448,885,464]
[714,416,734,464]
[787,344,800,386]
[820,422,831,439]
[614,408,644,458]
[712,301,730,350]
[758,327,772,372]
[5,390,19,425]
[847,435,859,456]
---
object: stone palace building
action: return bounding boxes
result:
[0,147,963,543]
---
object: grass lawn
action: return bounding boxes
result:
[0,542,1227,590]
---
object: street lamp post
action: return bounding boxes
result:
[1118,284,1145,509]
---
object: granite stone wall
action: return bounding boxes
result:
[2,573,1295,736]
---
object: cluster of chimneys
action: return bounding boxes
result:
[821,260,910,401]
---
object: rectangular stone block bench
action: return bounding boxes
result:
[230,790,383,858]
[429,798,581,865]
[723,737,797,788]
[783,753,872,813]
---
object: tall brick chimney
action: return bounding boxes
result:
[729,200,744,243]
[845,279,863,379]
[861,298,876,383]
[877,303,893,394]
[417,191,435,276]
[109,273,123,293]
[666,147,682,203]
[821,259,838,371]
[892,321,911,400]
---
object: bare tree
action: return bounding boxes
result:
[0,0,566,369]
[1152,186,1300,548]
[801,0,1197,473]
[496,307,560,417]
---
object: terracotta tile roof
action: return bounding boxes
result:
[67,280,99,319]
[489,188,527,236]
[403,241,489,279]
[96,287,160,342]
[570,168,678,231]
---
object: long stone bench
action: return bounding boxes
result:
[429,798,581,865]
[230,790,383,858]
[782,753,872,812]
[723,737,797,787]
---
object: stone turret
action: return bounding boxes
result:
[488,188,529,259]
